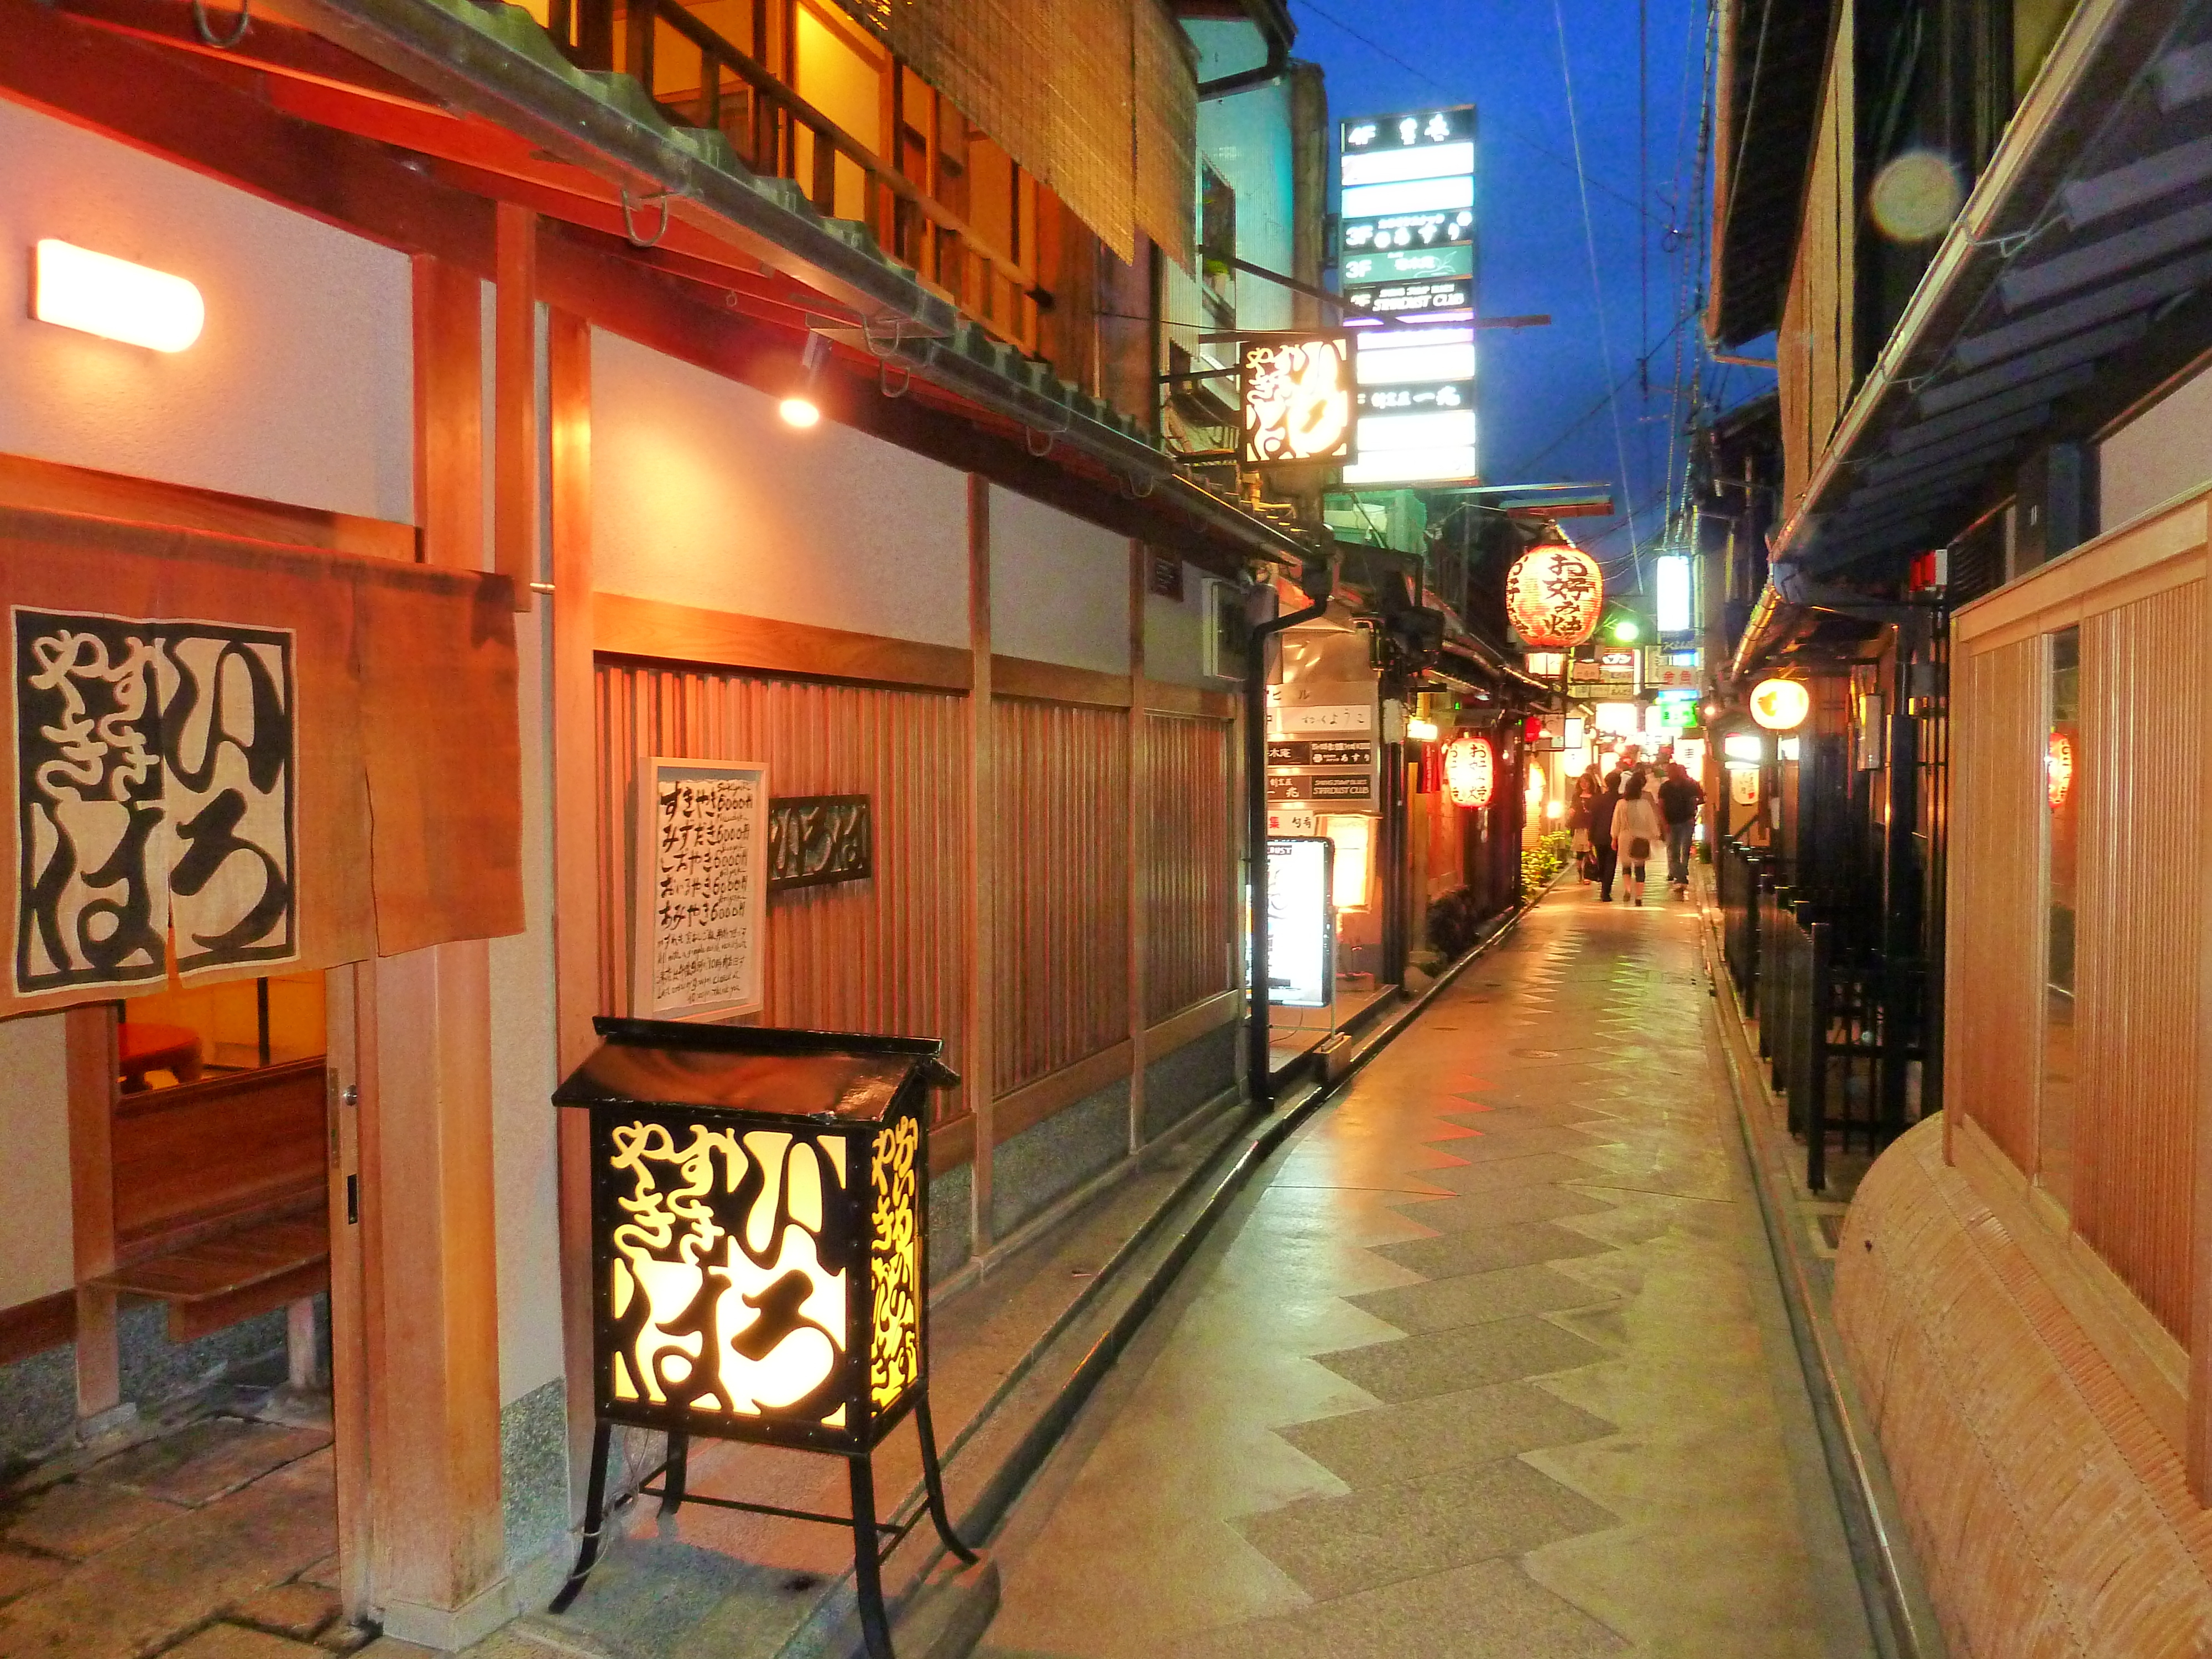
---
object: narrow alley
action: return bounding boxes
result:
[980,884,1871,1659]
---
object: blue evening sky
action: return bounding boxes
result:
[1290,0,1777,594]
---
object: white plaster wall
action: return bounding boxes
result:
[591,330,968,646]
[0,1015,74,1312]
[1144,563,1223,687]
[0,100,411,520]
[2100,362,2212,529]
[488,606,564,1405]
[989,487,1130,672]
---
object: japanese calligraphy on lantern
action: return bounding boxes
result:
[633,758,768,1020]
[1505,542,1605,649]
[13,606,298,998]
[1240,337,1354,467]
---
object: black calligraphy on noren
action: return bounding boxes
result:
[14,608,297,998]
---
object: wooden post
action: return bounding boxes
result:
[65,1004,119,1427]
[548,309,603,1512]
[966,476,995,1254]
[356,255,507,1646]
[323,964,373,1624]
[494,204,539,610]
[1127,541,1149,1154]
[2190,495,2212,1503]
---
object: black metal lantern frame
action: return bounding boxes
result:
[549,1018,972,1659]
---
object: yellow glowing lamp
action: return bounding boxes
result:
[1443,733,1495,808]
[1505,539,1604,649]
[2047,732,2074,808]
[551,1018,974,1642]
[33,239,204,352]
[1749,678,1811,731]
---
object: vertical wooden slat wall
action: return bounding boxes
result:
[991,697,1131,1094]
[593,660,973,1128]
[1141,712,1236,1024]
[2075,581,2204,1339]
[1946,634,2046,1173]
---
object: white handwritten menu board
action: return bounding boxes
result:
[632,758,769,1020]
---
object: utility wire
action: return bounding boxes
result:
[1291,0,1673,232]
[1550,0,1643,593]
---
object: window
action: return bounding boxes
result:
[117,972,327,1094]
[2038,625,2079,1205]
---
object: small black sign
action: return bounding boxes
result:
[767,795,872,893]
[1266,771,1376,802]
[1267,739,1376,768]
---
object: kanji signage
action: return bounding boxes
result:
[1239,337,1354,467]
[14,608,298,997]
[1443,733,1495,808]
[1338,105,1479,485]
[1265,836,1334,1009]
[1505,541,1605,649]
[634,757,768,1020]
[1265,681,1381,810]
[768,795,872,893]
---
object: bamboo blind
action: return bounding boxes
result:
[1945,633,2046,1174]
[594,660,973,1125]
[2073,581,2203,1338]
[992,697,1130,1093]
[1142,712,1235,1023]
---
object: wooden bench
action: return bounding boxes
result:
[91,1058,331,1353]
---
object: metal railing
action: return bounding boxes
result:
[547,0,1043,349]
[1723,841,1922,1192]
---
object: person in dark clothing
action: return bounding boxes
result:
[1657,763,1705,894]
[1589,771,1623,901]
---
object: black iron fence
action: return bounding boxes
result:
[1719,841,1923,1191]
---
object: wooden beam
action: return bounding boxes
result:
[993,1040,1134,1148]
[324,964,373,1624]
[966,474,995,1251]
[0,450,416,560]
[928,1113,975,1178]
[992,656,1131,708]
[1128,538,1148,1155]
[0,1291,76,1368]
[50,0,442,108]
[413,254,483,570]
[547,309,603,1521]
[494,202,539,610]
[65,1004,119,1423]
[594,591,973,692]
[1142,679,1239,720]
[1146,987,1240,1057]
[0,0,495,275]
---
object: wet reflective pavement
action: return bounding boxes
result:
[978,881,1875,1659]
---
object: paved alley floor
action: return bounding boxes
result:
[979,880,1874,1659]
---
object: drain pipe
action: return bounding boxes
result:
[1245,557,1334,1113]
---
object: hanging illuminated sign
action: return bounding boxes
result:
[1443,733,1495,808]
[1505,541,1604,648]
[1655,554,1693,635]
[1339,106,1479,486]
[1239,337,1354,467]
[1266,837,1334,1009]
[1749,679,1811,731]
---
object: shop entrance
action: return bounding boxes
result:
[0,975,361,1652]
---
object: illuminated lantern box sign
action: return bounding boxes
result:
[1749,677,1812,731]
[1506,540,1605,649]
[1443,733,1495,808]
[550,1018,971,1658]
[1240,337,1354,468]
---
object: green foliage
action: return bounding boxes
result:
[1520,828,1574,901]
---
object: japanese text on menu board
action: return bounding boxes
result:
[640,760,767,1019]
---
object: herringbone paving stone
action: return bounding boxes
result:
[979,883,1860,1659]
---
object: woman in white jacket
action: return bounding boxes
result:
[1612,770,1666,906]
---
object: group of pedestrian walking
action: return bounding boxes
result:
[1566,748,1705,905]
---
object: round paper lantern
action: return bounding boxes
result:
[1749,678,1811,731]
[2047,732,2074,808]
[1443,733,1495,808]
[1505,541,1605,649]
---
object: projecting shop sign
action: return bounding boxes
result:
[1339,106,1479,487]
[1265,681,1382,810]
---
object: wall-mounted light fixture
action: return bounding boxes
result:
[32,240,204,352]
[779,332,832,429]
[1404,716,1439,743]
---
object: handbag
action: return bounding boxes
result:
[1629,836,1651,860]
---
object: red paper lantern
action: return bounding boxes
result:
[1443,733,1495,808]
[1505,540,1604,649]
